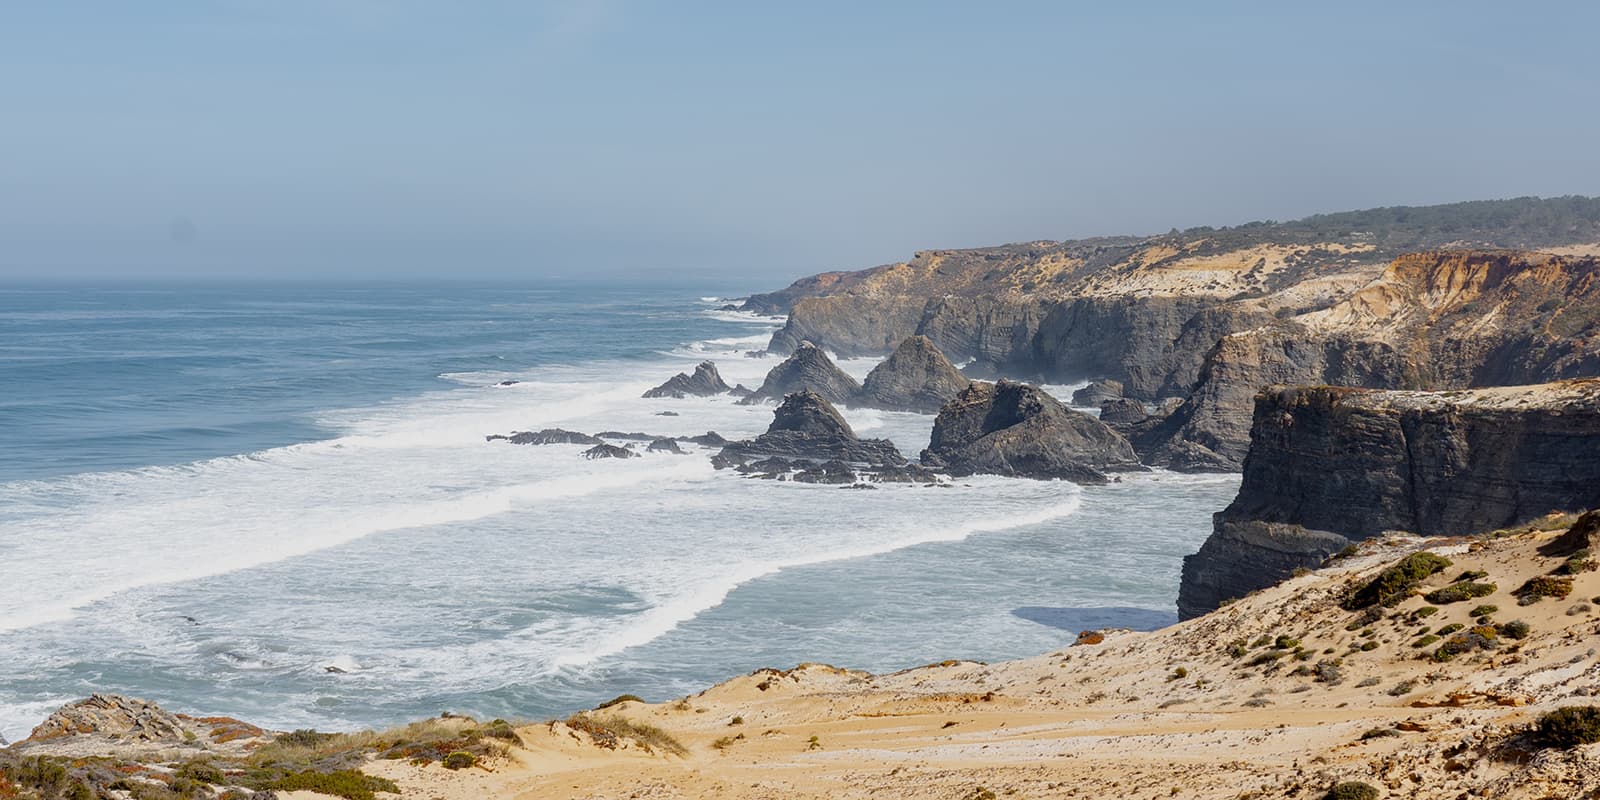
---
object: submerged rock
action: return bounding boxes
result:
[855,335,971,413]
[642,360,733,398]
[647,438,685,454]
[1178,379,1600,619]
[677,431,729,447]
[793,459,857,484]
[582,443,637,460]
[595,431,658,441]
[487,429,601,445]
[920,380,1142,484]
[738,342,861,405]
[719,391,904,466]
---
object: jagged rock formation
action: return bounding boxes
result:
[1146,250,1600,470]
[487,429,601,445]
[26,695,186,744]
[739,342,861,405]
[854,336,970,413]
[1071,379,1123,407]
[582,443,636,459]
[1098,398,1149,425]
[1177,379,1600,619]
[676,431,728,447]
[718,391,904,466]
[642,361,733,398]
[647,438,685,454]
[920,381,1142,484]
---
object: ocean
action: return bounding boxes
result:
[0,282,1238,741]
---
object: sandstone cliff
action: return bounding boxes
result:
[1177,379,1600,619]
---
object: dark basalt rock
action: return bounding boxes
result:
[582,443,637,459]
[654,411,680,416]
[677,431,729,447]
[855,335,971,413]
[647,438,685,454]
[487,429,601,445]
[718,391,905,466]
[496,380,521,387]
[1071,379,1124,407]
[1177,380,1600,619]
[738,342,861,405]
[793,459,857,484]
[595,431,658,441]
[1098,398,1149,425]
[870,464,943,484]
[920,380,1142,485]
[643,360,733,398]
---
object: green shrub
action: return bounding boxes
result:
[1169,667,1188,681]
[1436,623,1464,635]
[1344,552,1452,609]
[175,761,227,784]
[1411,606,1439,619]
[1359,727,1398,740]
[1515,576,1574,604]
[267,769,400,800]
[442,751,476,770]
[596,694,644,710]
[1424,582,1497,604]
[1387,680,1416,696]
[1498,620,1531,640]
[1556,549,1596,575]
[1469,604,1498,617]
[564,713,687,757]
[275,729,337,748]
[1327,781,1379,800]
[1432,627,1498,662]
[1275,635,1301,649]
[1412,634,1440,647]
[1535,706,1600,748]
[1359,641,1379,652]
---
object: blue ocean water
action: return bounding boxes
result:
[0,282,1237,740]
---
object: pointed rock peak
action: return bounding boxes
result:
[643,360,732,398]
[742,341,861,405]
[858,336,971,413]
[769,390,857,440]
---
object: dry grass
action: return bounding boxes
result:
[562,713,688,757]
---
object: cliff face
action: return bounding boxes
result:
[1177,379,1600,619]
[1149,251,1600,469]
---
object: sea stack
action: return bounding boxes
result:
[738,341,861,405]
[718,391,904,465]
[920,380,1141,484]
[1177,379,1600,619]
[854,335,970,413]
[642,360,733,398]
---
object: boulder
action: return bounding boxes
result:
[793,460,857,484]
[738,342,861,405]
[26,694,187,744]
[718,391,904,466]
[1098,398,1149,425]
[678,431,729,447]
[647,438,685,454]
[855,335,971,413]
[920,380,1142,484]
[642,361,733,398]
[1071,379,1124,407]
[582,443,636,459]
[487,429,600,445]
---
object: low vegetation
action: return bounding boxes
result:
[1423,581,1496,604]
[563,713,687,757]
[1343,552,1452,610]
[1514,575,1574,605]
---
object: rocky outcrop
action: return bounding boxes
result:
[855,336,970,413]
[1071,379,1123,407]
[740,342,861,405]
[719,391,904,466]
[1177,379,1600,619]
[1098,398,1149,425]
[26,695,186,744]
[647,438,685,454]
[1147,250,1600,470]
[582,443,636,459]
[488,429,601,445]
[642,361,733,398]
[920,381,1142,484]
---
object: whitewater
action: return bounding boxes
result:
[0,284,1237,740]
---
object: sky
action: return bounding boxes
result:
[1,1,1597,282]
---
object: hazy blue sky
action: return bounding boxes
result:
[2,1,1597,281]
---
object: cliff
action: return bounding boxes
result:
[1177,379,1600,619]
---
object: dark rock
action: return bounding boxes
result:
[654,411,680,416]
[582,443,637,460]
[324,665,348,674]
[1540,511,1600,557]
[647,438,685,454]
[1098,398,1149,425]
[595,431,658,441]
[1072,379,1124,407]
[678,431,729,447]
[719,391,905,466]
[855,335,971,413]
[728,384,755,397]
[1178,379,1600,619]
[642,360,733,398]
[487,429,600,445]
[793,459,857,484]
[710,450,747,470]
[870,464,943,484]
[738,342,861,405]
[920,380,1142,484]
[495,380,520,387]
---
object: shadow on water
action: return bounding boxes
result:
[1011,606,1176,632]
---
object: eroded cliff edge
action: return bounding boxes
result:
[1176,379,1600,619]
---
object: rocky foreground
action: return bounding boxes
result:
[11,510,1600,799]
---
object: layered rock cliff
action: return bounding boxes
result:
[1176,379,1600,619]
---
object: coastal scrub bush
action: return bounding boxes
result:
[1424,582,1497,604]
[1436,623,1464,635]
[442,751,475,770]
[1556,549,1597,575]
[1469,604,1498,618]
[174,761,226,785]
[1413,634,1441,648]
[1359,727,1398,741]
[1535,706,1600,748]
[1327,782,1380,800]
[265,769,399,800]
[1432,627,1499,662]
[1455,570,1488,582]
[563,713,687,757]
[1388,680,1416,696]
[1515,576,1574,605]
[596,694,644,710]
[1344,553,1452,609]
[1410,606,1439,620]
[1275,635,1301,649]
[275,729,337,748]
[1499,620,1531,640]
